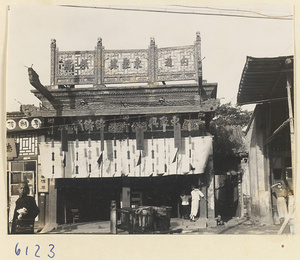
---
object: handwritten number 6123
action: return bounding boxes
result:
[15,243,55,258]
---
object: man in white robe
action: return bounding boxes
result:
[190,185,205,221]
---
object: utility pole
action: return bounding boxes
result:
[285,58,294,185]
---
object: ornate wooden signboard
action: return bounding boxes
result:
[50,32,202,87]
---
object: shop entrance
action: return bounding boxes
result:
[56,178,121,224]
[56,175,205,224]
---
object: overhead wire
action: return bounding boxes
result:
[171,5,293,18]
[60,5,293,20]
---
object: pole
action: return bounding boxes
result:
[285,71,295,234]
[101,153,103,178]
[286,72,295,192]
[63,150,67,178]
[64,201,67,224]
[110,200,117,234]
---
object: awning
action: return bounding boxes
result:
[237,56,293,105]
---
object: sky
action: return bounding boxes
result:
[5,4,294,112]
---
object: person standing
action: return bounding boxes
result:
[11,182,40,234]
[190,185,205,221]
[180,190,191,219]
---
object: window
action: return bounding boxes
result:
[9,161,36,197]
[10,171,34,196]
[8,161,37,223]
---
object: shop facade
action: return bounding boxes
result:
[7,33,219,230]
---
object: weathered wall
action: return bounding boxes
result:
[247,106,272,224]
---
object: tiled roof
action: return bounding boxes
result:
[237,56,293,105]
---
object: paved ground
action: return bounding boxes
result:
[43,217,292,235]
[176,219,282,235]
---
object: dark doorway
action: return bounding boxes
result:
[56,178,121,224]
[215,174,239,220]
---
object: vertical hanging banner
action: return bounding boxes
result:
[136,126,144,150]
[174,123,182,148]
[39,136,213,178]
[38,174,49,193]
[100,126,105,151]
[6,138,17,158]
[61,128,68,152]
[62,153,66,168]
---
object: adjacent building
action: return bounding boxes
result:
[237,55,294,224]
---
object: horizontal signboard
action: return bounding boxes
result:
[6,118,42,131]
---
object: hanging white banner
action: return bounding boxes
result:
[39,136,213,178]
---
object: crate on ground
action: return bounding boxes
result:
[118,206,172,233]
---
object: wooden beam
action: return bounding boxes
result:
[264,118,290,145]
[28,68,55,102]
[28,68,63,114]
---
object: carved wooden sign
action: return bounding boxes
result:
[50,33,202,86]
[56,51,95,85]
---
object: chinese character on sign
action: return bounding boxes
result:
[134,57,142,69]
[181,57,189,66]
[95,118,106,130]
[122,58,130,70]
[38,175,49,193]
[18,119,29,129]
[84,119,95,132]
[110,58,119,70]
[171,115,180,126]
[148,117,159,130]
[64,60,74,71]
[165,57,173,67]
[31,118,42,129]
[159,116,169,132]
[6,119,16,130]
[6,138,17,157]
[80,59,89,70]
[6,143,13,153]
